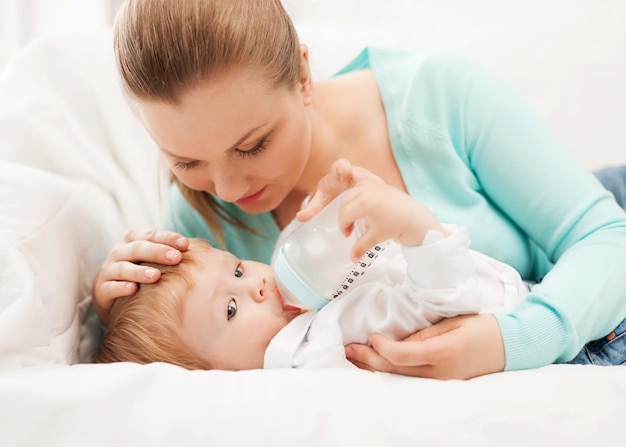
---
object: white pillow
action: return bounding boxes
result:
[0,162,122,367]
[0,28,165,230]
[0,30,166,368]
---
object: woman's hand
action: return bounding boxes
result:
[345,314,506,380]
[92,229,189,324]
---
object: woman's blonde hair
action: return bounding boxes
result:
[97,240,212,370]
[113,0,303,248]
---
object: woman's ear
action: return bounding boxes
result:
[298,44,313,105]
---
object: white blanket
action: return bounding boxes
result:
[1,2,625,445]
[0,363,624,447]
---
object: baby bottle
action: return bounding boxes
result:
[272,191,387,310]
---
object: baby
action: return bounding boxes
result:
[98,161,528,370]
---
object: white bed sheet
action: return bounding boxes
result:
[0,363,624,447]
[1,1,625,446]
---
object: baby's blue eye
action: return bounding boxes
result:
[234,264,243,278]
[227,299,237,321]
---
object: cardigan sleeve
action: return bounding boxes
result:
[436,52,626,369]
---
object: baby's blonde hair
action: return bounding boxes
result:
[97,239,212,370]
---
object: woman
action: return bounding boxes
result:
[93,0,626,378]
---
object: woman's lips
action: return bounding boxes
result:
[236,187,266,205]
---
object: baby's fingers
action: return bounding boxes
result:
[297,159,354,221]
[349,231,386,262]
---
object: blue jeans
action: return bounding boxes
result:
[565,166,626,365]
[567,318,626,365]
[594,165,626,209]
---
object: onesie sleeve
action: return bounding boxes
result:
[336,225,524,343]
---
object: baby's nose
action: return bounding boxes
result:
[252,279,267,303]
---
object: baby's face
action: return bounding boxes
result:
[178,241,301,370]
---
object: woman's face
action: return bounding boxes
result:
[133,63,314,215]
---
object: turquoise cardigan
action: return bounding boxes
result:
[165,47,626,371]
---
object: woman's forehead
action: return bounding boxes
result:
[135,72,284,157]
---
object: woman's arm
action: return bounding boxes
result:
[455,53,626,369]
[347,51,626,377]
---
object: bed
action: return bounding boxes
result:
[1,1,625,445]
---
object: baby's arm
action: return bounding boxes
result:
[397,225,526,322]
[336,224,527,344]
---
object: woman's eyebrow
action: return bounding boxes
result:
[159,121,271,159]
[224,121,270,152]
[159,147,194,161]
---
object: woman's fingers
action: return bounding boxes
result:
[345,343,396,373]
[94,278,139,306]
[91,277,139,325]
[122,228,188,251]
[114,239,184,266]
[108,258,163,283]
[346,315,505,380]
[92,229,189,324]
[368,334,438,368]
[345,343,438,378]
[111,280,139,297]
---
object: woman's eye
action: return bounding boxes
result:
[234,264,243,278]
[236,137,269,159]
[227,299,237,321]
[173,160,199,171]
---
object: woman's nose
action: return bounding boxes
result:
[213,171,248,203]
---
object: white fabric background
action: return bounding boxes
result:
[284,0,626,170]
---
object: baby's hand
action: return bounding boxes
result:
[296,158,383,222]
[339,182,444,261]
[299,159,444,262]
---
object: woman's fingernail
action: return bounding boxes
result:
[165,250,178,261]
[345,346,354,359]
[175,237,186,248]
[145,268,158,279]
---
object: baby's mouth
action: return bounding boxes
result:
[275,286,302,313]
